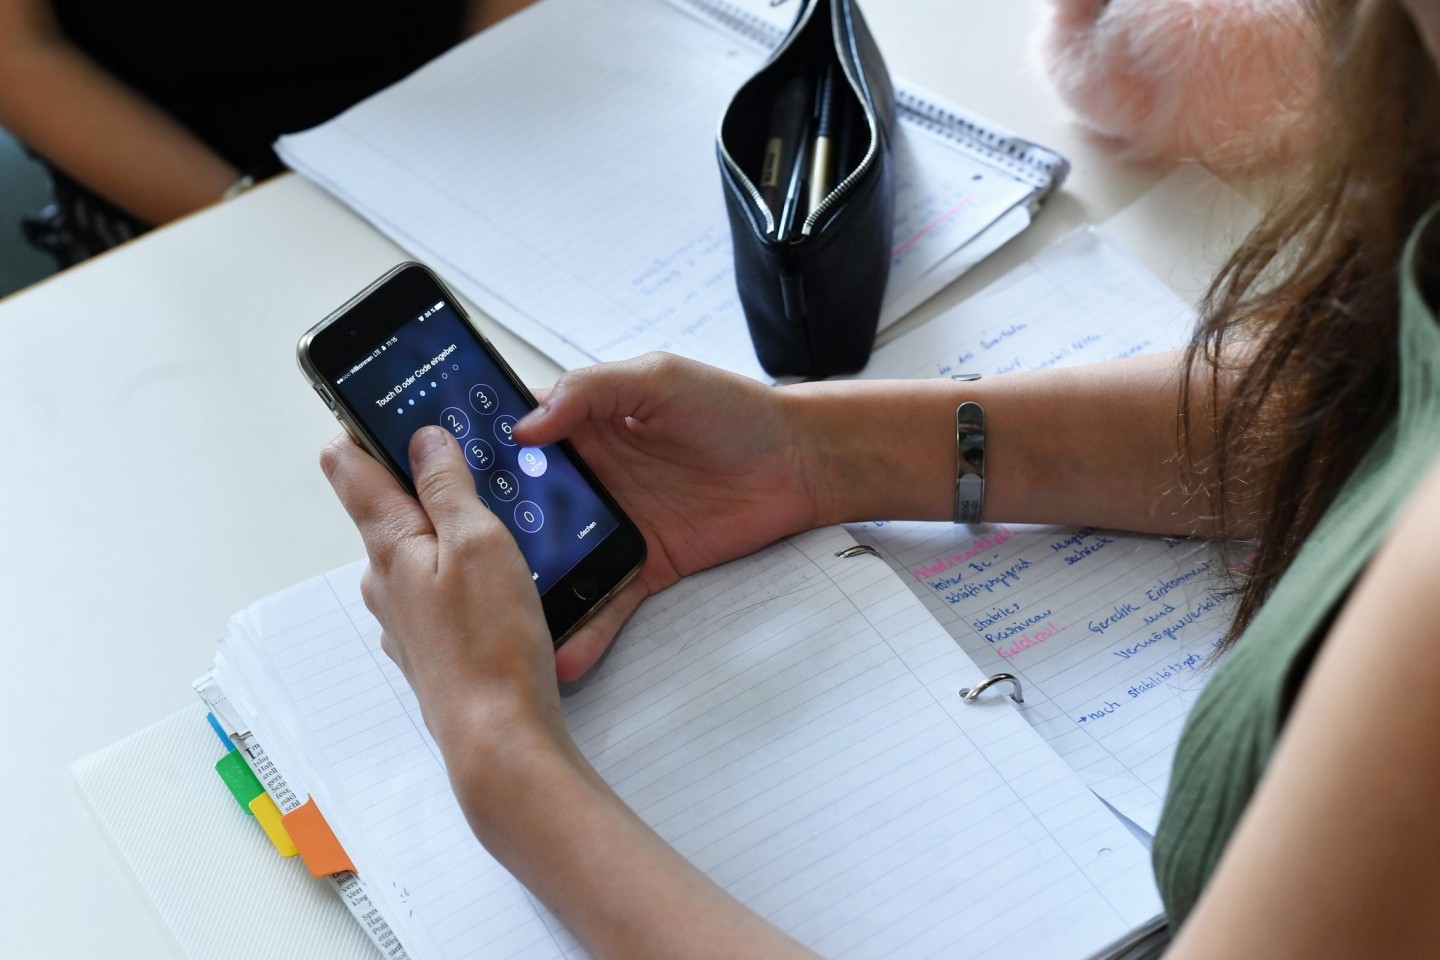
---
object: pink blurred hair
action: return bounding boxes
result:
[1036,0,1322,173]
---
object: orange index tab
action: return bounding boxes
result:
[248,793,298,858]
[282,798,355,876]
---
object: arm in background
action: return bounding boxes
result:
[0,0,238,225]
[464,0,536,32]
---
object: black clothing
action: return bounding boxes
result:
[25,0,466,265]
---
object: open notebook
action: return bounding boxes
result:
[276,0,1068,381]
[199,527,1160,960]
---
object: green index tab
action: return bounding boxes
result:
[214,749,264,813]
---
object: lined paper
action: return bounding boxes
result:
[276,0,1035,381]
[845,228,1230,833]
[217,526,1159,958]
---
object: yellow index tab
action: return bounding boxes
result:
[248,793,298,858]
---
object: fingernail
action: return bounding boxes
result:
[414,425,451,461]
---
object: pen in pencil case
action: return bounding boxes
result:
[806,64,838,218]
[760,77,810,217]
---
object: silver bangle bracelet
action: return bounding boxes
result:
[954,392,985,525]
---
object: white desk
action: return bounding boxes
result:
[0,1,1249,955]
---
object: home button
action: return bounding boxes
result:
[571,575,599,601]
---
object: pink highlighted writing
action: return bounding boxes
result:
[911,525,1014,580]
[997,621,1060,659]
[892,196,976,260]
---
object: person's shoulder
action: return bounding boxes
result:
[1390,455,1440,557]
[1337,455,1440,651]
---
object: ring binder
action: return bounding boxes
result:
[959,672,1024,704]
[835,544,880,558]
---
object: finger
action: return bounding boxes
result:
[514,352,687,445]
[321,433,434,560]
[554,575,649,682]
[409,426,491,548]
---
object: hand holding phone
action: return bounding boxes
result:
[320,424,569,750]
[299,263,646,644]
[512,353,832,680]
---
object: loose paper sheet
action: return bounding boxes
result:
[846,229,1233,833]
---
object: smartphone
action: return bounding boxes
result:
[298,262,646,644]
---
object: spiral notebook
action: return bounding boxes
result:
[275,0,1068,382]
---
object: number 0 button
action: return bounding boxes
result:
[515,501,544,533]
[464,438,495,471]
[468,383,498,415]
[489,470,519,502]
[439,407,470,440]
[494,415,518,446]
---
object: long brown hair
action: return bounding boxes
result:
[1186,0,1440,647]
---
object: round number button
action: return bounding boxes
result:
[489,470,519,502]
[439,407,470,440]
[517,446,548,478]
[514,501,544,534]
[494,415,518,446]
[468,383,498,416]
[463,438,495,471]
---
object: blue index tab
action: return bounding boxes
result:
[205,711,232,749]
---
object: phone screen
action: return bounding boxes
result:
[324,295,624,596]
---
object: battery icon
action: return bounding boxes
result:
[433,301,444,311]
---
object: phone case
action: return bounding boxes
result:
[717,0,895,378]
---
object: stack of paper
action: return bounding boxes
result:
[206,527,1162,959]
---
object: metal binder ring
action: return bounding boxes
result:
[959,673,1024,704]
[835,545,879,559]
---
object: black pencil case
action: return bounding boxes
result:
[717,0,895,378]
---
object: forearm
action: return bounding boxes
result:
[464,0,535,32]
[442,709,815,960]
[790,350,1227,536]
[0,6,238,224]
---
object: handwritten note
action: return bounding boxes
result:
[277,0,1039,381]
[217,527,1161,958]
[848,521,1230,835]
[846,228,1230,833]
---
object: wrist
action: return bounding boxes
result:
[784,378,971,525]
[436,693,583,823]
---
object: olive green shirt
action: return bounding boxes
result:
[1153,213,1440,926]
